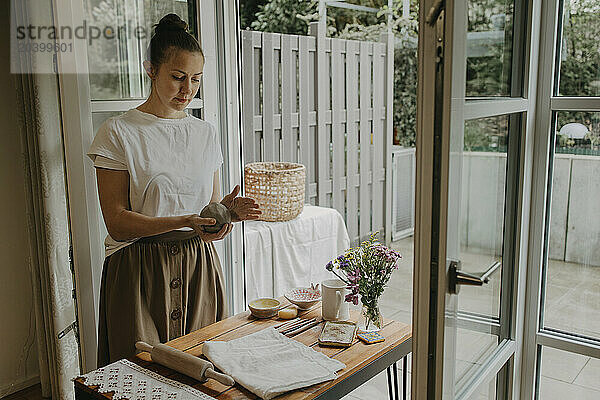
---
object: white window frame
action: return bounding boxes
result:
[520,0,600,398]
[53,0,103,373]
[200,0,246,316]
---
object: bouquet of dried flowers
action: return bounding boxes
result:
[326,232,402,331]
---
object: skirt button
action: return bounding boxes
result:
[170,308,182,321]
[170,278,182,289]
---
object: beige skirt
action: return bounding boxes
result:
[97,230,227,367]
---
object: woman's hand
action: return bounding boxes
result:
[186,214,233,242]
[220,185,261,222]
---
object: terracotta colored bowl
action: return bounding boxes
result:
[284,287,322,310]
[248,298,281,318]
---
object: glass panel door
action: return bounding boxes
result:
[543,113,600,341]
[414,0,531,397]
[452,112,521,396]
[454,114,510,389]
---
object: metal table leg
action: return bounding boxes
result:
[403,356,408,400]
[386,362,401,400]
[393,362,399,400]
[387,366,394,400]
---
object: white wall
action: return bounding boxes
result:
[0,2,40,397]
[548,156,571,261]
[460,152,507,257]
[551,154,600,267]
[458,151,600,267]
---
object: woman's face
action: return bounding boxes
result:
[149,49,204,113]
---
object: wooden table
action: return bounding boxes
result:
[75,299,412,400]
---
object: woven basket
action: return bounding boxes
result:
[244,162,306,222]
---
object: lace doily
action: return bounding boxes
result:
[78,359,217,400]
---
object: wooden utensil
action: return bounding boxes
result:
[279,317,317,335]
[135,341,235,386]
[283,318,322,337]
[277,317,315,333]
[274,317,301,329]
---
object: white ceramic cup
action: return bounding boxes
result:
[321,279,350,321]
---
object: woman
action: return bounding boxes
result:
[88,13,260,367]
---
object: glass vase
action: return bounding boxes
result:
[359,302,383,332]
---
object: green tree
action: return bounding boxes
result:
[239,0,268,30]
[241,0,600,151]
[250,0,318,35]
[465,0,513,97]
[333,1,419,147]
[560,0,600,97]
[556,0,600,154]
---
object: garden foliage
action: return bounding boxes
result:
[239,0,600,151]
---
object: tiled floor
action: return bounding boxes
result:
[343,237,600,400]
[544,259,600,339]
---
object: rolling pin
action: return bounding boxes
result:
[135,341,235,386]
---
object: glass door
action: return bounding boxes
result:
[413,0,534,398]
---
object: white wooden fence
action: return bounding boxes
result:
[240,23,393,243]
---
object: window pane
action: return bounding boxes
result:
[543,111,600,340]
[454,114,510,389]
[455,327,499,389]
[466,0,514,97]
[557,1,600,97]
[469,374,497,400]
[555,111,600,155]
[538,346,600,399]
[84,0,194,101]
[459,115,509,318]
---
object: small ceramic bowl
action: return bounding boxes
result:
[284,287,322,310]
[248,298,281,318]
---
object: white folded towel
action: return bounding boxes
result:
[203,327,345,400]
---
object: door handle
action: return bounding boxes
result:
[448,260,494,294]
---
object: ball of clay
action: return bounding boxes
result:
[199,203,231,233]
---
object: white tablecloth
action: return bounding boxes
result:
[244,205,350,301]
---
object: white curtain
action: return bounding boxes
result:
[12,0,81,398]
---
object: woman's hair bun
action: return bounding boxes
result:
[155,13,188,34]
[147,13,203,69]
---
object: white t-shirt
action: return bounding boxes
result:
[87,108,223,257]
